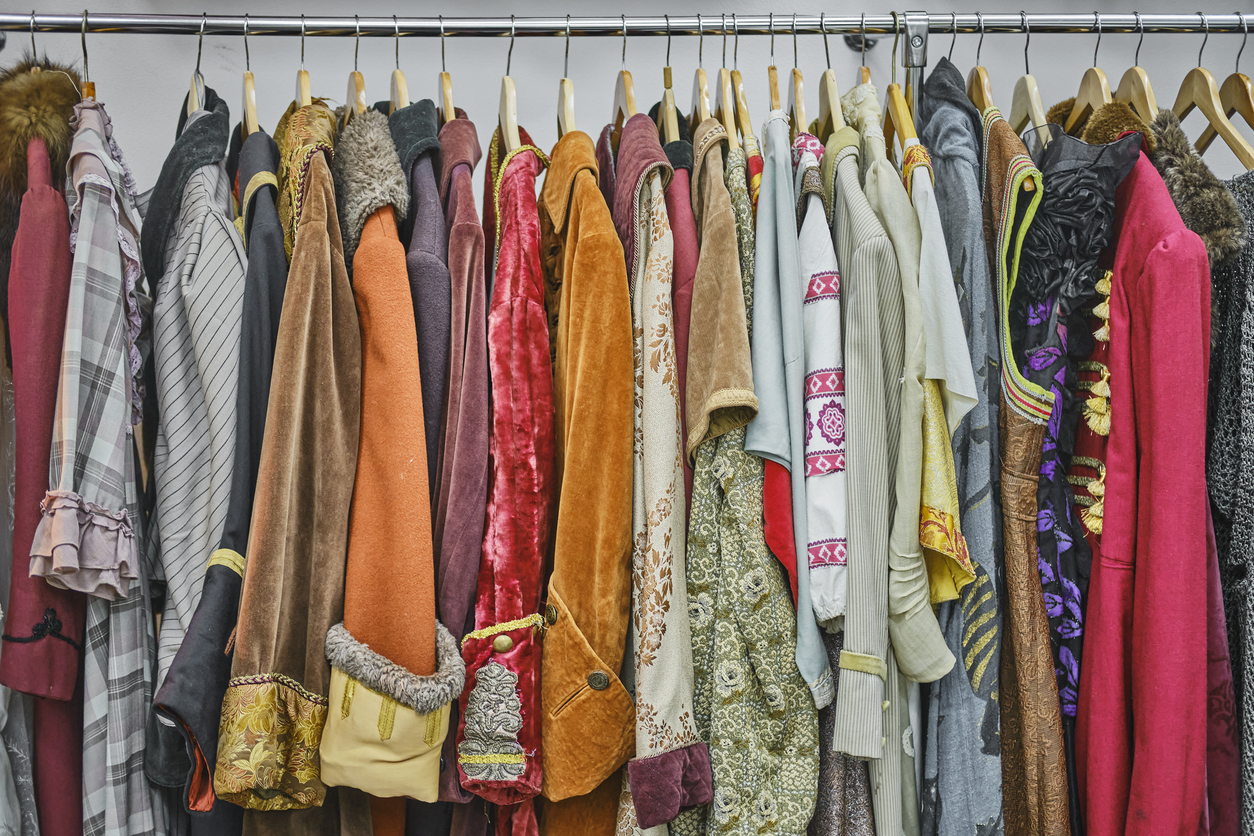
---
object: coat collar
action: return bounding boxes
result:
[611,113,673,271]
[540,129,598,235]
[331,108,409,269]
[388,98,440,179]
[437,110,480,201]
[690,117,727,200]
[647,101,694,172]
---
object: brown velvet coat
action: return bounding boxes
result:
[215,104,361,822]
[536,130,635,827]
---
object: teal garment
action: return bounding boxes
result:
[672,144,819,836]
[742,112,834,709]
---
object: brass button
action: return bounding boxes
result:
[545,604,558,625]
[588,670,610,690]
[493,635,514,653]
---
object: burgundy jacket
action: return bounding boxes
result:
[1076,146,1239,835]
[457,130,554,822]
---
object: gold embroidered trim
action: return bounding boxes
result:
[920,504,976,603]
[1080,464,1107,535]
[1083,366,1112,436]
[459,753,526,765]
[901,143,934,196]
[423,709,441,745]
[461,613,545,649]
[237,170,279,247]
[1072,455,1103,470]
[208,548,245,577]
[490,142,550,266]
[378,696,397,741]
[838,650,887,680]
[340,678,355,718]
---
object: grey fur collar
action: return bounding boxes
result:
[331,108,410,270]
[1148,109,1246,269]
[325,620,465,714]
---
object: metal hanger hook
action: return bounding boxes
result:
[354,15,360,73]
[1021,12,1030,75]
[564,15,570,78]
[664,15,671,65]
[698,13,703,69]
[439,16,445,73]
[770,13,775,64]
[300,15,305,69]
[621,14,627,70]
[976,12,985,66]
[821,13,831,69]
[393,15,400,70]
[792,13,798,70]
[244,14,250,71]
[1198,11,1208,68]
[733,13,739,70]
[507,15,516,75]
[29,10,35,56]
[1092,12,1101,68]
[80,10,89,82]
[949,12,958,62]
[891,12,900,85]
[722,14,727,69]
[861,13,867,67]
[1238,12,1248,74]
[1134,11,1144,66]
[196,13,206,74]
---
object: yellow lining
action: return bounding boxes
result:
[839,650,887,680]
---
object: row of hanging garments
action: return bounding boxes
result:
[0,13,1253,836]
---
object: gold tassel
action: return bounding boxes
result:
[1084,394,1111,436]
[1093,320,1111,342]
[1091,367,1111,397]
[1093,298,1110,320]
[1096,271,1112,295]
[1080,465,1106,535]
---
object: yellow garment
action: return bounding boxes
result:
[920,380,976,602]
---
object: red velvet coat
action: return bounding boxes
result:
[1075,146,1238,836]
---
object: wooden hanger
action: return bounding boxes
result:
[1008,15,1050,146]
[1065,15,1112,134]
[437,17,454,125]
[241,16,259,140]
[657,17,681,144]
[766,14,781,110]
[883,84,917,156]
[499,19,521,153]
[785,16,805,140]
[965,14,996,113]
[813,15,846,142]
[729,16,757,147]
[1114,68,1157,122]
[690,15,713,134]
[556,16,576,139]
[295,16,311,107]
[343,18,367,128]
[714,67,740,152]
[389,17,408,115]
[1175,13,1254,169]
[1197,14,1254,157]
[611,17,637,151]
[188,15,207,117]
[856,14,872,86]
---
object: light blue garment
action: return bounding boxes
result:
[744,111,834,709]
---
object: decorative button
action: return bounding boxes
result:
[493,635,514,653]
[545,604,558,625]
[588,670,610,690]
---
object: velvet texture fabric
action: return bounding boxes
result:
[536,127,634,833]
[1076,146,1238,836]
[215,104,359,821]
[1,135,84,836]
[456,131,552,825]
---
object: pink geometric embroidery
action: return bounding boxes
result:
[805,270,841,302]
[805,368,845,398]
[817,402,845,447]
[805,451,846,477]
[791,132,826,167]
[809,538,848,567]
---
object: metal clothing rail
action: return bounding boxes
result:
[0,12,1250,37]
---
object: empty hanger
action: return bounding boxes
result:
[1175,13,1254,169]
[81,12,94,100]
[1198,12,1254,155]
[813,13,846,142]
[1114,12,1158,122]
[883,14,918,158]
[1009,12,1050,145]
[241,15,259,140]
[730,15,756,148]
[499,15,520,153]
[295,16,311,107]
[611,15,637,152]
[557,15,576,138]
[343,17,367,128]
[658,16,681,144]
[786,14,806,141]
[390,16,409,115]
[437,17,455,126]
[966,12,996,113]
[767,13,781,111]
[1065,13,1113,134]
[188,14,207,117]
[713,15,740,151]
[858,15,872,85]
[691,15,713,131]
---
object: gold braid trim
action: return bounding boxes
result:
[901,144,935,197]
[208,548,245,577]
[461,614,545,649]
[459,753,526,765]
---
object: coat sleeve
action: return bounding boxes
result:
[1123,232,1211,833]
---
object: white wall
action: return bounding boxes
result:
[12,0,1253,202]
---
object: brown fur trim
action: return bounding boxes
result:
[1080,102,1153,155]
[1046,98,1075,127]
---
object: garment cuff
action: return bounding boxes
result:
[324,621,465,713]
[29,490,138,599]
[627,742,713,828]
[457,614,544,804]
[887,549,955,682]
[0,604,82,699]
[829,653,886,760]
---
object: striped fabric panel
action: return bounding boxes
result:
[152,164,246,690]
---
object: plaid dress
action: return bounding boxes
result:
[31,100,162,836]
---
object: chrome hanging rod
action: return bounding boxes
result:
[2,12,1250,38]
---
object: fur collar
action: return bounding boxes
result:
[325,621,465,714]
[1146,109,1246,268]
[331,108,409,269]
[0,54,83,331]
[1045,97,1156,155]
